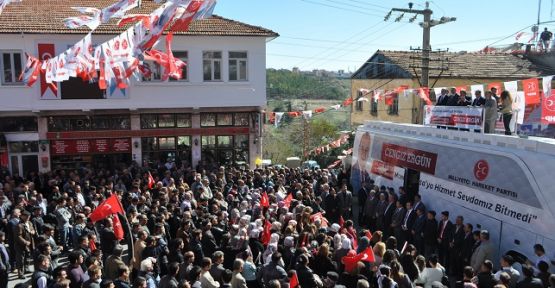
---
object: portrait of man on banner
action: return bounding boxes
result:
[351,132,372,194]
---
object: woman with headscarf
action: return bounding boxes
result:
[262,233,280,264]
[334,237,351,272]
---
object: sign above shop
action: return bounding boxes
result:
[50,138,131,155]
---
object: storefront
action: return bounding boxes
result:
[0,117,40,177]
[50,138,132,170]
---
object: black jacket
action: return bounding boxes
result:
[424,218,438,245]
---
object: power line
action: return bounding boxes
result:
[270,41,406,51]
[293,20,389,67]
[335,0,390,10]
[299,0,384,17]
[321,0,389,14]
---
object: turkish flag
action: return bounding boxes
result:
[342,97,354,106]
[112,214,124,240]
[89,194,124,222]
[261,220,272,246]
[289,272,299,288]
[522,78,541,105]
[38,43,58,98]
[261,191,270,208]
[342,247,375,269]
[339,215,345,228]
[147,172,155,189]
[283,193,293,209]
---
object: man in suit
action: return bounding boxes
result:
[436,89,449,106]
[411,207,426,255]
[424,210,438,259]
[383,193,398,238]
[230,259,247,288]
[470,230,494,272]
[449,216,466,278]
[472,90,486,106]
[446,88,461,106]
[401,201,417,247]
[413,194,426,214]
[461,223,475,267]
[375,193,388,233]
[391,200,407,250]
[437,211,453,269]
[363,190,378,231]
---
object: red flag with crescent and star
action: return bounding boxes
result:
[89,194,124,223]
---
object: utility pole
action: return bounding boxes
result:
[385,1,456,123]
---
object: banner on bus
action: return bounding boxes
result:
[423,105,484,130]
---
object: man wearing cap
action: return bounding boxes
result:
[105,245,126,280]
[15,209,35,278]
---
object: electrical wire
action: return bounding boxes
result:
[335,0,390,10]
[320,0,389,14]
[299,0,384,17]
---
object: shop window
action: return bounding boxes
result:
[203,51,222,81]
[142,137,158,151]
[158,137,176,150]
[200,113,216,127]
[158,114,175,128]
[234,113,250,126]
[201,135,249,167]
[0,117,38,132]
[217,136,233,147]
[176,114,192,128]
[141,114,158,129]
[201,135,216,148]
[229,51,248,81]
[217,113,233,126]
[234,134,249,149]
[169,51,188,82]
[141,114,192,129]
[1,51,23,85]
[8,141,38,153]
[177,136,191,149]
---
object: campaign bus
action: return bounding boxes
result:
[352,121,555,268]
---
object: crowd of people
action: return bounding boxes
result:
[0,163,553,288]
[434,87,513,135]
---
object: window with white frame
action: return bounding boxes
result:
[1,51,23,85]
[229,51,248,81]
[203,51,222,81]
[169,51,188,82]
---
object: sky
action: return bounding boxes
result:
[213,0,555,72]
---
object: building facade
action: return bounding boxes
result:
[0,1,278,176]
[350,50,544,127]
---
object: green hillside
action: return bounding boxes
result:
[266,69,350,100]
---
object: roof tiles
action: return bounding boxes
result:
[0,0,278,37]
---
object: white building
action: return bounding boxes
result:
[0,0,278,176]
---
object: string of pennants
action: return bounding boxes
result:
[267,97,355,127]
[309,134,351,156]
[13,0,217,92]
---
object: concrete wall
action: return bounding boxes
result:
[0,34,268,112]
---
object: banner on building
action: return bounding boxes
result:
[423,105,484,130]
[542,88,555,124]
[38,43,58,99]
